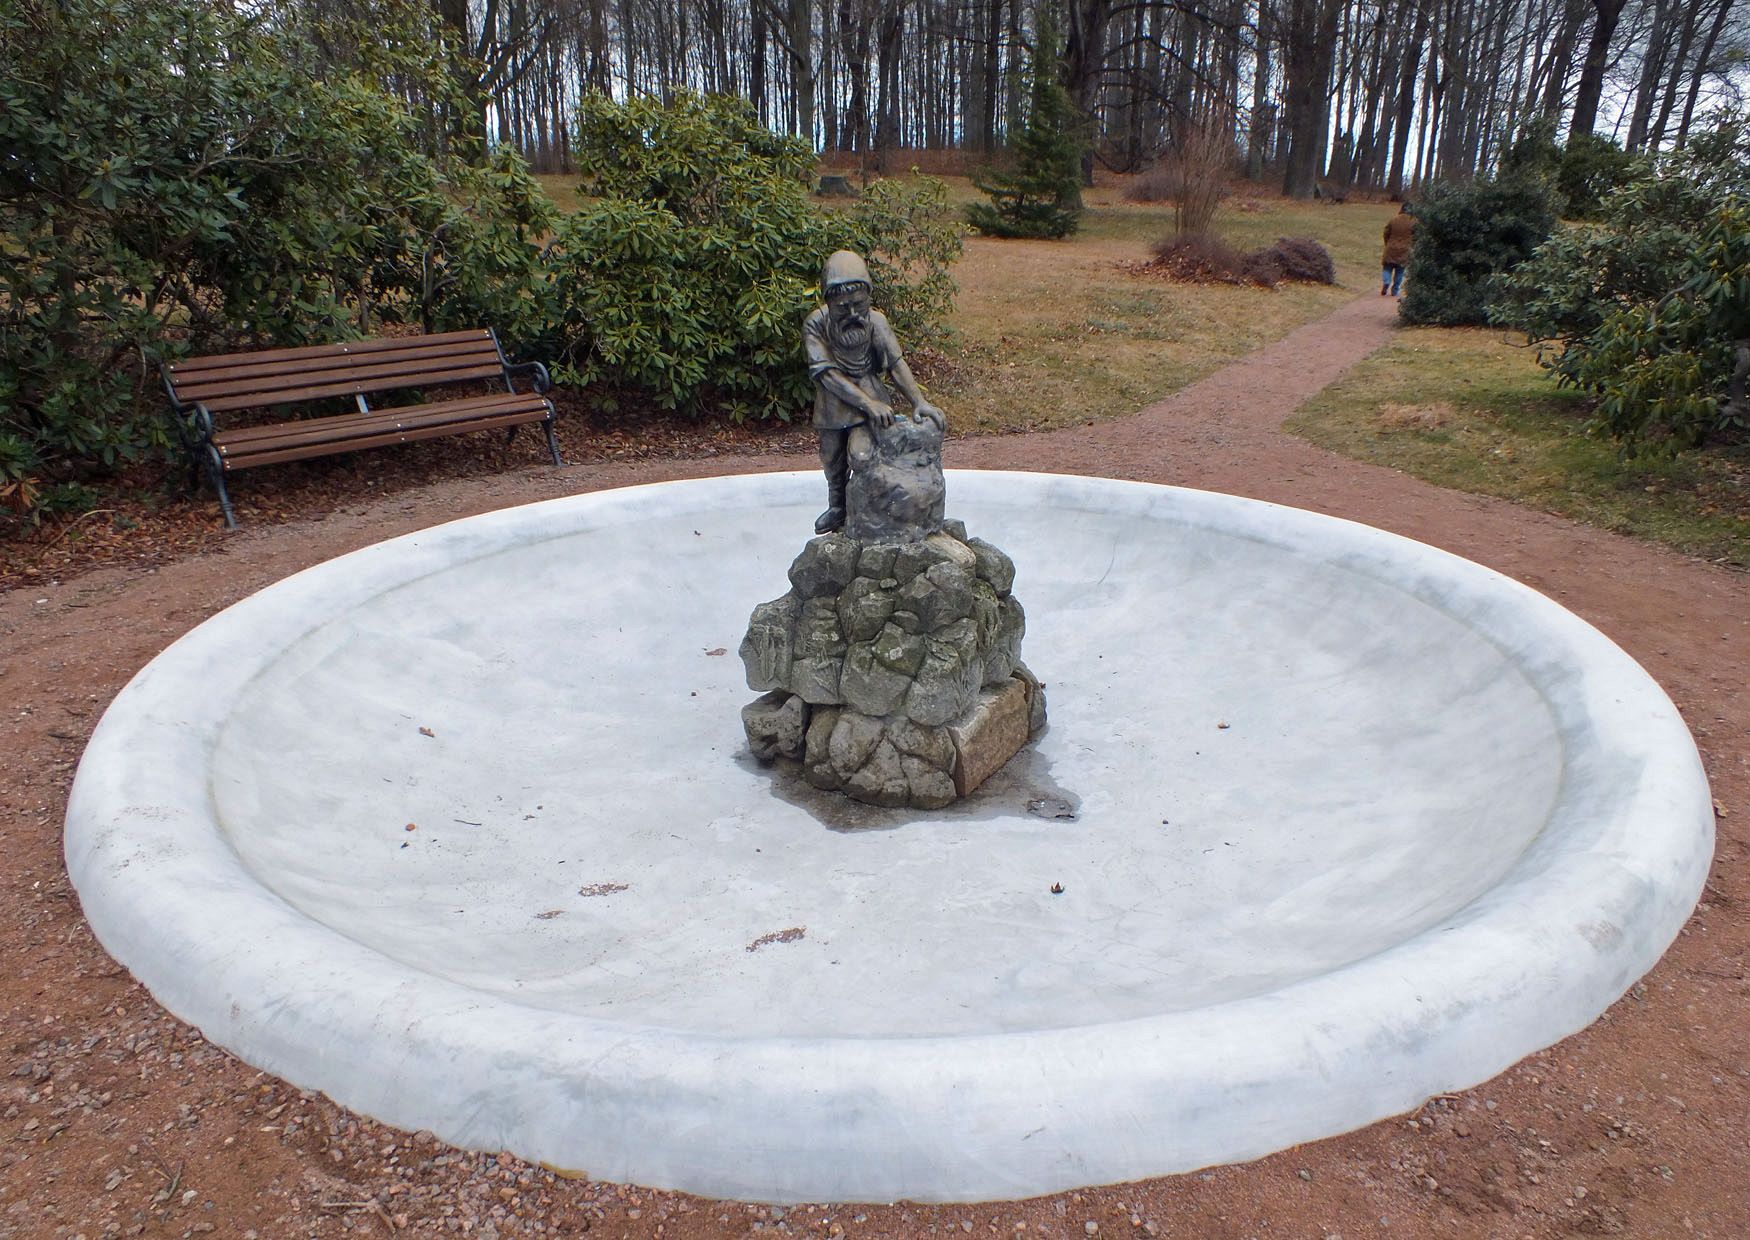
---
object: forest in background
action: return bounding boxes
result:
[296,0,1750,195]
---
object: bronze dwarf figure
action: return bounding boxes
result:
[803,250,945,534]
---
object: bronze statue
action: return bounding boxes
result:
[804,251,945,534]
[737,254,1045,810]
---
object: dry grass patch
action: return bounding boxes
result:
[1290,327,1750,567]
[1378,401,1454,430]
[924,189,1384,434]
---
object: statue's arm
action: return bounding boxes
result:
[887,356,944,430]
[817,368,894,427]
[877,316,944,430]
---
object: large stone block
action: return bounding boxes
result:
[871,622,926,677]
[967,537,1016,595]
[1013,662,1048,736]
[844,738,911,807]
[948,678,1033,797]
[899,753,956,809]
[888,717,956,771]
[790,655,843,705]
[795,596,846,659]
[828,712,885,772]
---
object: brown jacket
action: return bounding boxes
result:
[1382,212,1416,266]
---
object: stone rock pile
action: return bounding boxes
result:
[740,519,1045,809]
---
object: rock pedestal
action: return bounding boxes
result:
[740,520,1046,809]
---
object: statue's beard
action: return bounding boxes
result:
[827,317,872,372]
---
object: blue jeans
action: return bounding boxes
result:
[1382,263,1405,295]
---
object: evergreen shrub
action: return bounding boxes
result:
[1397,178,1557,326]
[965,28,1083,239]
[1491,114,1750,450]
[547,92,962,422]
[1556,135,1650,221]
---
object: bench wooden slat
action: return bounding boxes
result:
[178,351,504,405]
[167,329,494,375]
[196,364,508,413]
[170,339,504,395]
[214,394,544,454]
[219,407,550,470]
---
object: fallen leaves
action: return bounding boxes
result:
[745,926,805,952]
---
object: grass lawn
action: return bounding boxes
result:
[1287,327,1750,568]
[534,171,1394,435]
[938,182,1386,434]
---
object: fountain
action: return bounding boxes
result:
[62,258,1714,1203]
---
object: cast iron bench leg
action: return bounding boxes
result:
[544,412,563,466]
[205,445,237,530]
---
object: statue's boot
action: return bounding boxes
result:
[815,468,848,534]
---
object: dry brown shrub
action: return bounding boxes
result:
[1257,236,1337,284]
[1148,233,1249,283]
[1140,232,1336,290]
[1123,165,1176,203]
[1168,115,1237,237]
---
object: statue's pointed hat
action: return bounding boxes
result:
[822,250,872,292]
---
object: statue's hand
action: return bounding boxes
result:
[915,401,945,431]
[867,401,896,429]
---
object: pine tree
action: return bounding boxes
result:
[965,23,1082,239]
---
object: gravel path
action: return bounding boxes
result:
[2,290,1746,1239]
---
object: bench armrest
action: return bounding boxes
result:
[505,360,553,395]
[163,399,215,454]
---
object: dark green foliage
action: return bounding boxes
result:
[1555,135,1650,221]
[1498,115,1563,184]
[1397,178,1557,326]
[0,0,551,515]
[1498,119,1648,221]
[546,92,962,421]
[966,27,1083,240]
[1491,114,1750,451]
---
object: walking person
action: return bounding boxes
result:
[1382,202,1416,297]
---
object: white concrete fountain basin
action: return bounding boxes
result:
[65,471,1713,1203]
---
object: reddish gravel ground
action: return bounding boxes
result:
[2,293,1746,1240]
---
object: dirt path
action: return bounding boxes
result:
[3,292,1747,1240]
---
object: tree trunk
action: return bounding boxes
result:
[1569,0,1628,139]
[1247,0,1276,177]
[1625,0,1677,152]
[1676,0,1735,147]
[789,0,817,143]
[752,1,770,126]
[1648,0,1706,152]
[1061,0,1113,186]
[1280,0,1339,198]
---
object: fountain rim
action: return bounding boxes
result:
[63,470,1714,1203]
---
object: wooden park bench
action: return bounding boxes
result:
[161,328,562,527]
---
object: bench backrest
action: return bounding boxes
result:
[164,329,509,413]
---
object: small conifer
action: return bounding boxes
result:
[965,24,1083,239]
